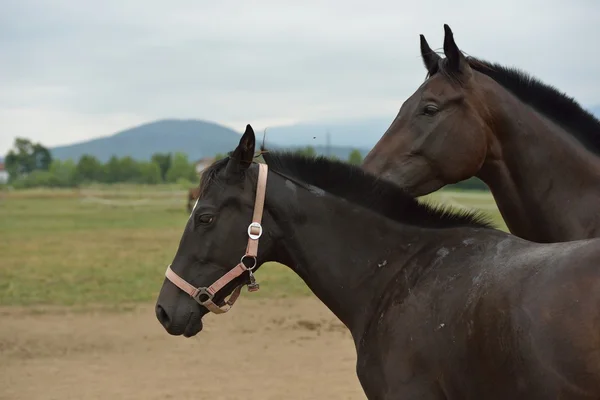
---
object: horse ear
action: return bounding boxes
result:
[226,124,256,176]
[442,24,469,74]
[420,34,440,74]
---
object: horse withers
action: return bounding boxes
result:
[156,125,600,399]
[362,24,600,243]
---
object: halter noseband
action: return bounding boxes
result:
[164,162,269,314]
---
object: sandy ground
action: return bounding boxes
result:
[0,298,365,400]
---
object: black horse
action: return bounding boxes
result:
[156,125,600,399]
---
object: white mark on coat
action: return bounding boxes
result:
[285,179,297,194]
[189,198,199,219]
[308,185,325,197]
[432,247,450,267]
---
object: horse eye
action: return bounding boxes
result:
[197,214,214,225]
[423,104,439,116]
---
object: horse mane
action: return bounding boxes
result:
[432,55,600,156]
[262,151,493,230]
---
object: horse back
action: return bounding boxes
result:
[366,234,600,399]
[513,238,600,398]
[443,237,600,398]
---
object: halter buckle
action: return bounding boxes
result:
[247,222,263,240]
[192,287,213,305]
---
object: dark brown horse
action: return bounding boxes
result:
[156,125,600,399]
[187,187,200,213]
[362,24,600,243]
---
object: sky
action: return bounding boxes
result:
[1,0,599,154]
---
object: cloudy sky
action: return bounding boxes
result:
[1,0,599,154]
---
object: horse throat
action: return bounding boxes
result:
[478,90,600,242]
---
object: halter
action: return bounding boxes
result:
[164,162,269,314]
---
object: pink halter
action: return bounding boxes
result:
[164,163,268,314]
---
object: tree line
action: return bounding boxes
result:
[3,138,198,188]
[2,137,488,191]
[2,139,365,189]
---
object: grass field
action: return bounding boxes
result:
[0,184,509,400]
[0,185,507,307]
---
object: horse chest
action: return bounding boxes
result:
[355,328,445,399]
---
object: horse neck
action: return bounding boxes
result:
[477,83,600,242]
[263,175,424,339]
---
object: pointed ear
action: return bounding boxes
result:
[226,124,256,176]
[420,34,441,74]
[442,24,469,74]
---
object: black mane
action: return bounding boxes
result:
[262,151,493,230]
[433,56,600,155]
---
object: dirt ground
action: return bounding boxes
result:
[0,298,365,400]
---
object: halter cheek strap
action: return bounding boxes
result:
[164,163,268,314]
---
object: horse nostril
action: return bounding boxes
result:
[155,304,171,328]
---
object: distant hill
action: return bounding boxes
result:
[47,105,600,163]
[50,119,243,162]
[49,119,375,162]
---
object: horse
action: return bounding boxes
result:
[362,24,600,243]
[155,124,600,399]
[187,186,200,213]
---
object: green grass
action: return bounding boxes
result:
[0,186,506,307]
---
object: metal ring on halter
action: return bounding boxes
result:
[240,254,258,271]
[247,222,263,240]
[192,287,213,304]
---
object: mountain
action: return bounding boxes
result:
[44,104,600,163]
[50,119,243,162]
[49,118,379,162]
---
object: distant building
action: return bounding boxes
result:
[0,162,8,184]
[194,157,216,176]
